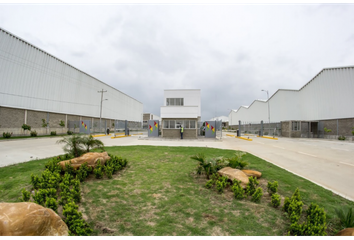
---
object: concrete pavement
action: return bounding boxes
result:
[1,132,353,201]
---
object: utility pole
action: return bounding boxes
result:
[98,89,107,133]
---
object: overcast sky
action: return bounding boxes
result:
[1,3,354,121]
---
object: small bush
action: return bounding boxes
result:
[104,165,114,179]
[46,197,58,213]
[51,131,57,136]
[76,162,91,182]
[94,160,104,179]
[231,180,246,199]
[22,124,31,131]
[227,152,248,169]
[67,131,74,135]
[2,132,12,138]
[289,203,327,236]
[335,206,354,228]
[216,176,230,193]
[59,173,72,206]
[63,200,93,236]
[33,189,48,206]
[40,169,61,189]
[205,179,213,189]
[30,131,37,137]
[30,174,41,190]
[267,181,278,195]
[246,176,259,196]
[59,120,65,127]
[271,193,281,208]
[64,161,76,177]
[19,188,31,202]
[71,178,81,203]
[251,187,263,203]
[338,135,346,141]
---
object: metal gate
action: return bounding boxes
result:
[205,121,216,138]
[148,120,159,137]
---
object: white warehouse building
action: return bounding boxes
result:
[0,27,143,135]
[229,66,354,138]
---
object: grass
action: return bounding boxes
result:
[0,134,67,140]
[1,145,353,236]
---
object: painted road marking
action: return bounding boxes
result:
[331,148,350,151]
[273,145,285,149]
[340,162,354,167]
[298,152,317,158]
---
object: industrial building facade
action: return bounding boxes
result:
[0,28,143,135]
[228,66,354,139]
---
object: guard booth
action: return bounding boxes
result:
[205,121,216,138]
[148,120,159,137]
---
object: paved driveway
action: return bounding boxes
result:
[1,132,353,201]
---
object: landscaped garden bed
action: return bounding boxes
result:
[0,146,353,236]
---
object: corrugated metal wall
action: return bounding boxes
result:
[0,28,143,122]
[229,66,354,125]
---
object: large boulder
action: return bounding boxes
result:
[336,228,354,236]
[218,167,249,188]
[58,152,110,170]
[242,169,262,179]
[0,202,68,236]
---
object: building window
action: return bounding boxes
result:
[166,98,184,106]
[292,121,300,131]
[162,120,196,129]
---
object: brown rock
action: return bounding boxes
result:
[0,202,68,236]
[58,152,110,170]
[336,228,354,236]
[218,167,249,188]
[242,169,262,179]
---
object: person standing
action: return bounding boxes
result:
[180,125,184,139]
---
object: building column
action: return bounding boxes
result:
[24,110,27,124]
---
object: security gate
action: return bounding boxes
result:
[148,120,159,137]
[205,121,216,138]
[80,120,91,134]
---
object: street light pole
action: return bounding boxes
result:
[262,89,270,135]
[98,89,107,133]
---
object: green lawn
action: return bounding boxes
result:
[0,146,353,236]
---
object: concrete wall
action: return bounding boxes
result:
[0,107,24,128]
[162,129,197,139]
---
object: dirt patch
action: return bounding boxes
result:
[202,213,217,221]
[95,221,115,234]
[210,226,230,236]
[108,190,119,195]
[147,221,156,226]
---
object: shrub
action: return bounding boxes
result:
[30,131,37,137]
[63,200,93,236]
[67,131,73,135]
[215,176,230,193]
[335,206,354,228]
[267,181,278,195]
[19,188,31,202]
[338,135,346,141]
[51,131,57,136]
[39,169,61,189]
[93,160,104,179]
[324,127,332,133]
[288,199,303,223]
[246,176,259,196]
[251,187,263,203]
[289,203,327,236]
[2,132,12,138]
[33,189,48,206]
[205,179,213,189]
[231,180,246,199]
[59,120,65,127]
[71,178,81,203]
[41,119,48,128]
[45,157,62,173]
[64,161,76,177]
[76,162,91,182]
[30,173,41,190]
[46,197,58,213]
[271,193,281,208]
[22,124,31,131]
[104,165,114,179]
[227,152,248,169]
[59,173,72,206]
[190,153,218,179]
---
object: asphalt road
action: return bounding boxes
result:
[1,132,353,201]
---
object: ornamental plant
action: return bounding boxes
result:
[335,206,354,228]
[19,188,31,202]
[93,160,104,179]
[251,187,263,203]
[215,176,230,193]
[30,131,37,137]
[46,197,58,213]
[231,180,246,199]
[62,200,93,236]
[267,181,279,196]
[22,124,31,131]
[246,176,259,196]
[51,131,57,136]
[271,193,281,208]
[227,152,248,169]
[2,132,12,138]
